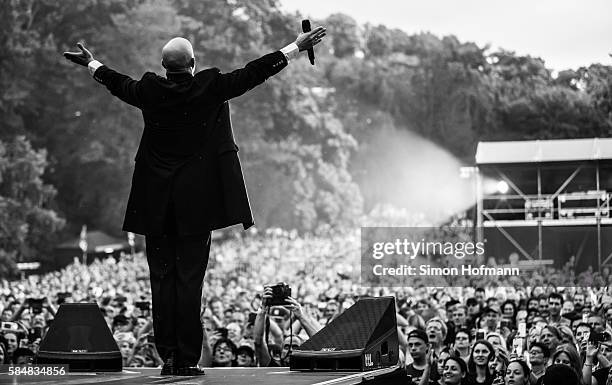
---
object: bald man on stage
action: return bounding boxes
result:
[63,26,326,376]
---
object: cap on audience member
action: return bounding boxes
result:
[445,299,461,310]
[237,345,255,360]
[483,306,500,314]
[113,314,129,326]
[407,329,429,343]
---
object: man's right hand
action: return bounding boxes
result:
[295,26,326,52]
[586,341,599,361]
[283,297,304,318]
[63,43,94,67]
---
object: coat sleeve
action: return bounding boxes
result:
[93,65,150,109]
[208,51,288,103]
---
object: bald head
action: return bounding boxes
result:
[161,37,195,74]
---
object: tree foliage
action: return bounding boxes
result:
[0,136,65,274]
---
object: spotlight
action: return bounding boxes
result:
[496,181,509,194]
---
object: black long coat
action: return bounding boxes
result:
[92,51,288,236]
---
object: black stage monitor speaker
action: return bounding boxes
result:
[35,303,122,372]
[290,296,398,372]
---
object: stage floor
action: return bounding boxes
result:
[0,366,403,385]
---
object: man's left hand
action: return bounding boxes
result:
[295,26,326,52]
[283,297,304,318]
[63,43,94,67]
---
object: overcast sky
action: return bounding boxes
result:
[280,0,611,71]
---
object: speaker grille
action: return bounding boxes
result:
[35,303,122,372]
[298,297,394,351]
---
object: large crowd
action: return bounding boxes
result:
[0,228,610,385]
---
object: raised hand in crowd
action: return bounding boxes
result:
[197,308,213,368]
[253,286,275,367]
[419,348,436,385]
[283,297,321,338]
[495,348,509,371]
[583,341,599,385]
[43,296,57,316]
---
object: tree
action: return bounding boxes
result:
[0,136,65,276]
[364,24,392,57]
[578,64,612,131]
[240,65,364,232]
[489,54,611,140]
[324,13,361,58]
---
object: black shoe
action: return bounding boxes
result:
[160,353,177,375]
[176,366,206,376]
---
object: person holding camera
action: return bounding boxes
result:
[15,296,56,318]
[253,284,320,366]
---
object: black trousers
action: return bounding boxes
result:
[145,232,211,365]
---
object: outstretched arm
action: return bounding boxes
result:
[63,42,145,108]
[210,26,327,102]
[284,297,322,338]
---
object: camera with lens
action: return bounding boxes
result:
[135,301,151,317]
[135,301,150,311]
[57,292,71,305]
[216,327,229,339]
[27,298,44,315]
[1,321,19,332]
[590,331,611,344]
[266,282,292,306]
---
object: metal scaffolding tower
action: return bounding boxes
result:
[475,138,612,271]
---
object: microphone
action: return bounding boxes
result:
[301,19,315,65]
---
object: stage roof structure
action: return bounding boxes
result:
[474,138,612,271]
[476,138,612,165]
